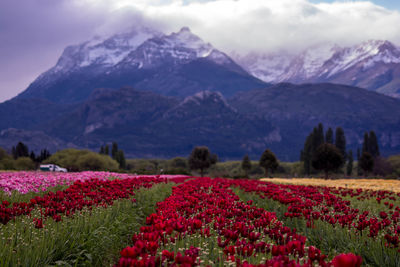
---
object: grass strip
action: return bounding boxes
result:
[0,182,174,267]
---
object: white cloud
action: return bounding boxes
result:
[1,0,400,102]
[95,0,400,54]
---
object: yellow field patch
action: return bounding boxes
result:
[260,178,400,192]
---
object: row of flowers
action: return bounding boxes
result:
[116,178,362,267]
[0,171,187,195]
[232,179,400,248]
[0,175,188,225]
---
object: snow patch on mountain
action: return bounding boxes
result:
[182,91,228,105]
[79,29,159,68]
[301,43,340,77]
[117,27,232,69]
[236,40,400,86]
[167,27,213,58]
[234,53,293,82]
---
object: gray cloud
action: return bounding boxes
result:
[0,0,110,102]
[1,0,400,102]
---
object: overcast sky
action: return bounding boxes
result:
[1,0,400,103]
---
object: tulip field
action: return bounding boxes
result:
[1,172,400,266]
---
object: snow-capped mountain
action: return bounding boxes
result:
[18,26,263,103]
[116,27,237,70]
[235,40,400,98]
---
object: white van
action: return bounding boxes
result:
[40,164,68,172]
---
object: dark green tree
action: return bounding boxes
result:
[13,142,29,159]
[368,131,380,158]
[116,150,126,169]
[29,151,36,162]
[362,132,369,155]
[104,145,109,156]
[188,146,216,177]
[111,142,118,160]
[359,152,374,176]
[210,153,218,165]
[301,124,325,176]
[241,154,252,178]
[325,127,334,144]
[302,133,314,175]
[335,127,346,159]
[357,148,362,176]
[38,149,51,162]
[316,123,325,146]
[346,149,353,176]
[259,149,279,177]
[99,146,105,154]
[312,143,344,179]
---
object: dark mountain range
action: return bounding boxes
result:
[230,83,400,160]
[1,84,400,161]
[1,26,400,161]
[41,88,274,159]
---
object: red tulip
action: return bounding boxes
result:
[332,253,362,267]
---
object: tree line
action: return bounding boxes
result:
[0,142,51,170]
[300,123,380,179]
[189,146,279,178]
[99,142,126,169]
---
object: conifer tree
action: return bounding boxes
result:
[39,149,51,162]
[368,131,380,158]
[112,142,118,160]
[360,152,374,176]
[302,133,314,175]
[312,143,344,179]
[116,150,126,169]
[362,132,369,154]
[13,142,29,159]
[335,127,346,159]
[104,145,109,156]
[99,146,105,154]
[316,123,325,146]
[241,154,252,178]
[357,148,362,176]
[325,127,334,144]
[30,151,36,162]
[346,149,353,176]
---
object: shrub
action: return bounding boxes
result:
[14,157,36,171]
[45,149,119,172]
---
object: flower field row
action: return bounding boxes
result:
[1,175,188,225]
[117,178,362,266]
[233,179,400,249]
[3,172,399,266]
[0,171,187,195]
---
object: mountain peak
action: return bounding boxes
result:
[167,27,213,57]
[178,26,191,33]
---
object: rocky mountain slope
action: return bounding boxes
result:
[1,84,400,161]
[235,40,400,98]
[1,27,400,160]
[230,83,400,160]
[18,27,266,103]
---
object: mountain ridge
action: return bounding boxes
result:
[1,27,400,160]
[17,26,266,103]
[235,40,400,98]
[1,84,400,161]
